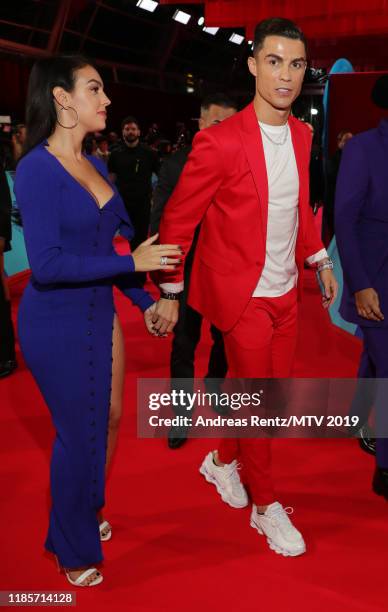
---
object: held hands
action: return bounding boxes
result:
[151,298,180,336]
[319,268,338,309]
[132,234,183,273]
[355,288,384,321]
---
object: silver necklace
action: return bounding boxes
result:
[260,123,289,146]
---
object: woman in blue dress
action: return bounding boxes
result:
[15,55,182,587]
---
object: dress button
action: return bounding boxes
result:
[87,331,92,336]
[89,361,93,366]
[93,242,98,247]
[93,479,97,484]
[90,391,95,396]
[90,303,95,308]
[88,346,92,351]
[90,407,95,412]
[90,421,96,426]
[88,316,93,321]
[89,376,95,381]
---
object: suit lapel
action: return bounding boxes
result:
[289,117,309,240]
[239,102,268,248]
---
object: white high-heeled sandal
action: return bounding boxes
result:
[55,556,103,587]
[65,568,103,587]
[99,520,112,542]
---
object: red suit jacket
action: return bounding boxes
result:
[159,102,324,331]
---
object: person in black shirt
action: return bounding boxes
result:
[108,116,159,253]
[323,129,353,244]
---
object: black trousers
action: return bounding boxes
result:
[124,198,151,251]
[170,262,228,417]
[0,276,15,363]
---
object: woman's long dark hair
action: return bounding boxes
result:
[23,54,92,156]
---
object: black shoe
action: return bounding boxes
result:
[0,359,17,378]
[372,467,388,500]
[167,426,188,450]
[358,424,376,456]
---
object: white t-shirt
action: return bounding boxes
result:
[253,121,326,297]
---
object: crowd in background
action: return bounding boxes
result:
[0,102,353,379]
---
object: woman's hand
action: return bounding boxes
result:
[144,303,158,336]
[319,269,338,309]
[355,288,384,321]
[132,234,183,273]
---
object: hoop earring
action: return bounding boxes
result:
[56,104,79,129]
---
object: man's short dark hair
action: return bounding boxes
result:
[253,17,307,56]
[121,115,140,130]
[200,93,237,113]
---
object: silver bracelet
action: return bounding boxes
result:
[317,258,334,272]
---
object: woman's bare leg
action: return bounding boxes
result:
[98,313,125,534]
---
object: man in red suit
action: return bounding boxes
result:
[154,17,337,557]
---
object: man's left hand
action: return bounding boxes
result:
[319,269,338,309]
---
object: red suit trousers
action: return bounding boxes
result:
[219,287,298,505]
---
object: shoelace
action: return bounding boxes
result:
[226,462,243,485]
[269,506,295,531]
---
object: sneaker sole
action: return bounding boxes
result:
[199,464,248,509]
[250,518,306,557]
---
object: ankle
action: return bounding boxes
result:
[212,450,225,467]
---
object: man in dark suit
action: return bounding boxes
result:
[151,93,237,449]
[0,164,17,377]
[335,74,388,500]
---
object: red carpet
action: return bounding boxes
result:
[1,266,387,612]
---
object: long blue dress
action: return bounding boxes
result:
[15,141,154,568]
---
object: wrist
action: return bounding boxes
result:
[317,257,333,273]
[160,290,181,300]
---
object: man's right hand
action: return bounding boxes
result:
[355,288,384,321]
[151,298,180,335]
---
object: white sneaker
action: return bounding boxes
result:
[250,502,306,557]
[199,451,249,508]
